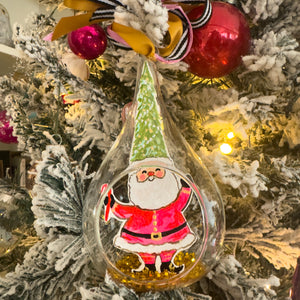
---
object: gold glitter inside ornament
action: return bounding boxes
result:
[107,252,206,292]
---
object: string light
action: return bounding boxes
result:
[227,132,234,139]
[220,143,232,154]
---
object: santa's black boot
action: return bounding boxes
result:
[160,261,184,273]
[145,264,156,272]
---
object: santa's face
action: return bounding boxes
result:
[128,167,181,210]
[136,167,165,182]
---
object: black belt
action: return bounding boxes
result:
[121,222,187,241]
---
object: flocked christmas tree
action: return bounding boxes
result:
[0,0,299,299]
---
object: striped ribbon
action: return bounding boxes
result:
[52,0,212,63]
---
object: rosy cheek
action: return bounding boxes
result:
[137,173,148,182]
[155,170,165,178]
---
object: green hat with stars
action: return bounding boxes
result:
[130,60,170,163]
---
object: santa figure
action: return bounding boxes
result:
[103,61,196,273]
[104,162,196,273]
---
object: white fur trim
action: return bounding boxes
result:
[114,233,196,254]
[129,158,174,169]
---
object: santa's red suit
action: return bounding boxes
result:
[110,187,196,264]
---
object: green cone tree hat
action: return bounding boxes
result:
[130,60,170,164]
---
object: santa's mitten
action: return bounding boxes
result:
[180,174,193,188]
[180,178,189,188]
[104,193,115,208]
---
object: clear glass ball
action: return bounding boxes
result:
[83,59,225,291]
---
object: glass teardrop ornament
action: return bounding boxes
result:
[83,58,225,292]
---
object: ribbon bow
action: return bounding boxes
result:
[52,0,212,63]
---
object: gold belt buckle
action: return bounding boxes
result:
[151,232,162,240]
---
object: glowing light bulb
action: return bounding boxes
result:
[227,132,234,139]
[220,143,232,154]
[265,284,270,290]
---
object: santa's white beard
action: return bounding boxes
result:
[128,171,181,210]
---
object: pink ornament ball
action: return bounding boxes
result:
[0,111,18,144]
[68,24,107,60]
[184,2,251,78]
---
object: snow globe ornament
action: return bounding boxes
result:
[83,58,225,292]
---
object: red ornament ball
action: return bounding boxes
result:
[184,2,251,78]
[68,24,107,60]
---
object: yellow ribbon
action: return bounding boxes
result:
[51,0,183,61]
[52,13,97,40]
[159,12,182,58]
[111,22,156,58]
[63,0,102,11]
[52,0,104,40]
